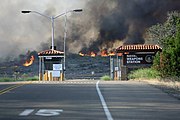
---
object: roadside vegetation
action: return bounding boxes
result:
[147,11,180,80]
[129,12,178,80]
[129,11,180,81]
[129,11,180,99]
[100,75,111,81]
[0,76,38,82]
[21,76,39,81]
[128,68,160,80]
[0,77,15,82]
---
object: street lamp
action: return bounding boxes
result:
[22,9,83,79]
[21,9,82,50]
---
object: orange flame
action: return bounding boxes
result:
[23,55,35,67]
[90,52,96,57]
[78,49,117,57]
[117,53,123,56]
[101,49,108,57]
[108,51,116,56]
[79,52,85,56]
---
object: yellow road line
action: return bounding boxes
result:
[0,82,30,95]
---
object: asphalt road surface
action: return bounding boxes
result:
[0,80,180,120]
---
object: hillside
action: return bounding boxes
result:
[0,54,110,80]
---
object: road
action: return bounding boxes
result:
[0,80,180,120]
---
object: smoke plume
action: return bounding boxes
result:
[0,0,179,60]
[68,0,180,53]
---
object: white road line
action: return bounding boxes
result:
[36,81,95,84]
[96,81,113,120]
[19,109,34,116]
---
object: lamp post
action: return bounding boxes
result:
[22,9,83,79]
[21,9,82,50]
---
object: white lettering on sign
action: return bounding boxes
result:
[126,54,143,64]
[127,60,141,64]
[127,55,136,57]
[19,109,63,117]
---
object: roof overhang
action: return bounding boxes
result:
[116,44,162,53]
[38,49,64,57]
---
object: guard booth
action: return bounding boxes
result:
[115,44,162,80]
[109,54,122,81]
[38,49,64,81]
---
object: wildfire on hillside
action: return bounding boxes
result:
[90,52,96,57]
[79,49,117,57]
[23,55,35,67]
[108,50,116,56]
[79,51,97,57]
[100,49,108,57]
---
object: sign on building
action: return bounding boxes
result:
[123,53,154,65]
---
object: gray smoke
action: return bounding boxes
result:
[0,0,85,61]
[0,0,179,60]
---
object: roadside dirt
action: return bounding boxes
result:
[131,79,180,100]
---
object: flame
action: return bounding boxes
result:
[79,52,85,56]
[90,52,96,57]
[23,55,35,67]
[117,53,123,56]
[108,51,116,56]
[78,51,96,57]
[78,49,117,57]
[101,49,108,57]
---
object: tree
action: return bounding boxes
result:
[147,11,180,78]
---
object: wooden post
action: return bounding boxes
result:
[60,73,64,81]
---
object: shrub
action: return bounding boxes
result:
[101,75,111,81]
[24,76,39,81]
[0,77,15,82]
[128,68,160,80]
[0,76,39,82]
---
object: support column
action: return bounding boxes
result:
[39,57,42,81]
[118,57,121,80]
[110,56,114,80]
[42,57,45,81]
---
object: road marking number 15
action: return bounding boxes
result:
[19,109,63,117]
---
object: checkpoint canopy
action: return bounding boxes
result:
[115,44,162,80]
[38,49,64,81]
[116,44,162,67]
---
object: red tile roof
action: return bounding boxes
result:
[38,49,64,56]
[116,44,162,52]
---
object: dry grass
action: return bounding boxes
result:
[148,79,180,91]
[131,79,180,100]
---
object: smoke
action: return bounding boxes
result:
[0,0,179,60]
[0,0,85,60]
[69,0,180,53]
